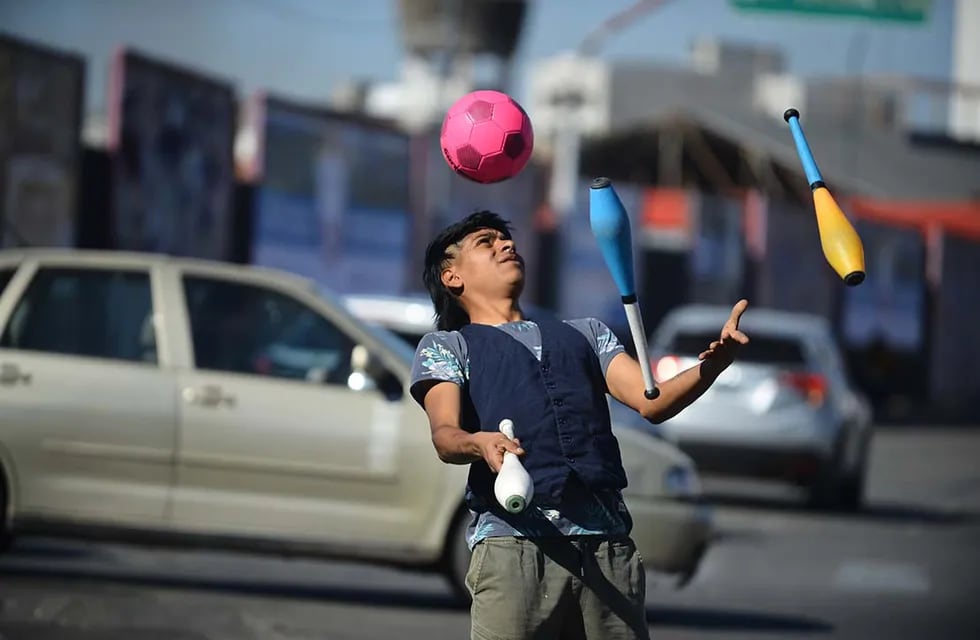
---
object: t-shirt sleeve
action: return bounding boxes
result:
[409,330,467,407]
[567,318,626,377]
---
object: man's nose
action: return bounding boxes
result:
[499,238,515,252]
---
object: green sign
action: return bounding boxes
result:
[731,0,930,23]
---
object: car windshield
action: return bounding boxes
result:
[391,330,427,349]
[368,309,553,351]
[336,292,559,353]
[0,268,14,295]
[668,331,807,366]
[312,287,418,365]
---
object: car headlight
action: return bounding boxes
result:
[663,464,702,498]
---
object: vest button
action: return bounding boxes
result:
[554,399,564,406]
[567,456,575,463]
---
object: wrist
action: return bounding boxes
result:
[699,358,727,381]
[434,427,484,464]
[465,432,483,458]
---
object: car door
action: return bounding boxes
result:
[0,260,177,526]
[169,267,439,549]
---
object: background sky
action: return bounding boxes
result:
[0,0,955,118]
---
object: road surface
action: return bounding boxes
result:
[1,427,978,639]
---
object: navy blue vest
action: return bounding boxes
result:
[458,319,628,508]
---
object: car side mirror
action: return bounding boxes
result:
[348,344,403,400]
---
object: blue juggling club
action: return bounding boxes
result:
[589,177,659,400]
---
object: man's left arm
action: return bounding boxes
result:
[606,300,749,424]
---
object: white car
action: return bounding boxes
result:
[343,292,713,583]
[649,304,874,509]
[0,250,709,602]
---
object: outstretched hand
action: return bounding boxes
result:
[698,299,750,374]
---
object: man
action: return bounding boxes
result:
[410,211,748,639]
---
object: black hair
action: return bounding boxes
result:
[423,210,513,331]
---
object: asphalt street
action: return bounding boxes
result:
[1,426,978,639]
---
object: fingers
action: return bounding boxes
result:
[487,435,524,472]
[504,439,525,456]
[728,330,750,345]
[701,304,750,367]
[490,458,504,473]
[728,299,749,329]
[701,332,750,361]
[717,333,749,348]
[699,340,721,360]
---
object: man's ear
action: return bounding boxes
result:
[441,266,461,289]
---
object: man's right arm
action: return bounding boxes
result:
[420,380,524,471]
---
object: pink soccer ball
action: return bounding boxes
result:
[440,90,534,184]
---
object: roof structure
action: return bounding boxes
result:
[594,63,980,202]
[578,63,980,240]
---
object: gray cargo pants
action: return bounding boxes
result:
[465,535,650,640]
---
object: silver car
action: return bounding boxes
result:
[648,304,874,509]
[0,250,709,603]
[343,292,714,584]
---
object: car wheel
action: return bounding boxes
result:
[0,469,12,552]
[806,441,843,510]
[837,436,869,511]
[442,507,474,606]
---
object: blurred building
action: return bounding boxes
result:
[530,39,980,146]
[527,32,980,422]
[950,0,980,141]
[2,0,980,420]
[340,0,529,132]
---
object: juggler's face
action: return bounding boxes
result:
[441,227,525,299]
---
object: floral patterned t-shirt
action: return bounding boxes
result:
[409,318,632,549]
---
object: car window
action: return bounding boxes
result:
[0,267,157,363]
[668,330,806,366]
[0,268,14,296]
[813,339,851,386]
[392,330,426,348]
[183,276,356,385]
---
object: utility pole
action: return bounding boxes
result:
[546,0,678,220]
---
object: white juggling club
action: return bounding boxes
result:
[494,418,533,514]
